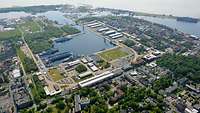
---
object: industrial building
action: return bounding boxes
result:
[78,71,92,78]
[111,34,123,39]
[109,32,122,37]
[87,22,100,27]
[79,71,112,87]
[90,65,98,72]
[78,69,123,87]
[104,30,116,36]
[64,59,80,69]
[90,24,102,28]
[97,27,109,32]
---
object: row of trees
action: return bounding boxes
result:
[30,75,47,104]
[16,48,38,73]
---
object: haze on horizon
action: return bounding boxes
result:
[0,0,200,18]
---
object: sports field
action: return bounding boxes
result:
[48,68,64,82]
[98,48,129,61]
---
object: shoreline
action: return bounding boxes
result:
[0,4,199,21]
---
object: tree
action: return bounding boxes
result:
[37,103,47,111]
[56,101,65,110]
[157,54,200,83]
[46,107,53,113]
[75,64,87,73]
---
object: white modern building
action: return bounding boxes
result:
[79,71,114,87]
[12,69,21,78]
[111,34,123,39]
[104,30,116,35]
[87,23,99,27]
[109,32,121,37]
[97,27,109,32]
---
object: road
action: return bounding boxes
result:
[18,27,45,109]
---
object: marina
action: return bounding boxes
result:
[36,11,115,66]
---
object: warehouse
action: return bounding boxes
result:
[97,27,109,32]
[90,24,102,28]
[78,71,93,78]
[111,34,123,39]
[87,22,99,27]
[109,32,122,37]
[79,71,114,87]
[104,30,116,35]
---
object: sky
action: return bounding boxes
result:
[0,0,200,18]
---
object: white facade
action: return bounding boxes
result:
[104,30,116,35]
[97,27,109,32]
[12,69,21,78]
[79,71,114,87]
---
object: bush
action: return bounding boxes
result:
[56,101,65,110]
[75,64,87,73]
[17,48,38,73]
[61,25,80,35]
[37,103,47,111]
[46,107,53,113]
[51,96,64,104]
[123,39,135,47]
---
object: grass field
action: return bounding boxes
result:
[48,68,64,82]
[19,20,41,33]
[0,28,21,41]
[47,104,69,113]
[98,48,129,61]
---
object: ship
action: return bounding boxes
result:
[54,37,72,43]
[176,17,198,23]
[45,52,73,63]
[62,56,73,63]
[39,49,59,57]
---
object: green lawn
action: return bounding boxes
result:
[48,68,64,82]
[98,48,129,61]
[19,20,41,33]
[0,28,21,41]
[47,104,69,113]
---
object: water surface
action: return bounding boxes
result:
[136,16,200,37]
[0,0,200,18]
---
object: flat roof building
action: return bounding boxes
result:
[90,24,102,28]
[79,71,115,87]
[111,34,123,39]
[90,65,98,72]
[81,58,88,64]
[109,32,121,37]
[87,22,99,27]
[97,27,109,32]
[12,69,21,78]
[74,95,81,113]
[78,71,92,78]
[104,30,116,35]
